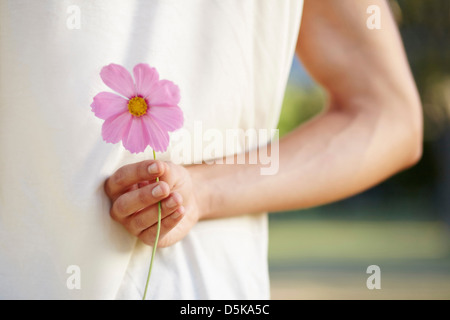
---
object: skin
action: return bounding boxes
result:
[105,0,423,248]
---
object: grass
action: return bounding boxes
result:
[268,217,450,300]
[269,219,449,262]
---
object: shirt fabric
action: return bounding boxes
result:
[0,0,304,299]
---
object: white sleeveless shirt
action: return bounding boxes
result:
[0,0,303,299]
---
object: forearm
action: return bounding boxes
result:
[188,0,423,221]
[189,98,422,220]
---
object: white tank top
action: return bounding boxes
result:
[0,0,303,299]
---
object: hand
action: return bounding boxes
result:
[104,160,201,248]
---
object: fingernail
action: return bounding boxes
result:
[152,185,163,197]
[171,206,185,219]
[148,163,159,174]
[166,197,177,208]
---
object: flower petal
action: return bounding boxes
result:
[101,112,132,144]
[133,63,159,99]
[100,64,136,98]
[91,92,129,120]
[142,115,170,152]
[149,105,184,132]
[122,117,150,154]
[147,80,180,107]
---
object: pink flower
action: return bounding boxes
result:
[91,63,183,153]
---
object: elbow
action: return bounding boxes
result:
[405,130,422,169]
[369,93,424,172]
[400,101,423,170]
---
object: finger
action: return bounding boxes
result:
[138,181,150,188]
[105,160,165,200]
[139,206,185,247]
[158,162,177,189]
[110,181,170,221]
[125,192,183,235]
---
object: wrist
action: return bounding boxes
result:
[186,163,215,221]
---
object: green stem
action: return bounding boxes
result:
[142,149,162,300]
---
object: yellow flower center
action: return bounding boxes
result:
[128,97,148,117]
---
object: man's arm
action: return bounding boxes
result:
[192,0,422,218]
[105,0,423,247]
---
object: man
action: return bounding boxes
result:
[0,0,421,299]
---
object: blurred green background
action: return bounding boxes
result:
[268,0,450,300]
